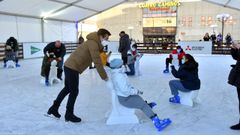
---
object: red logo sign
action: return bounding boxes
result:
[185,45,191,51]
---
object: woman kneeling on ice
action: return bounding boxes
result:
[109,59,171,131]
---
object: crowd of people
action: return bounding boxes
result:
[203,32,233,46]
[1,29,239,131]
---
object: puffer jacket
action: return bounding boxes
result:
[64,32,107,80]
[171,61,201,90]
[111,68,138,97]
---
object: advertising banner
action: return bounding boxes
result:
[178,41,212,54]
[23,42,47,59]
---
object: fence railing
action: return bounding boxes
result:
[0,41,235,61]
[0,42,79,61]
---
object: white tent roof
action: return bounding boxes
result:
[0,0,239,23]
[0,0,127,22]
[201,0,240,11]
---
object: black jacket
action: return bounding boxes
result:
[118,34,130,57]
[171,61,201,90]
[43,42,66,58]
[228,48,240,88]
[5,37,18,52]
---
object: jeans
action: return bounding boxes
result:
[169,80,191,96]
[126,63,135,75]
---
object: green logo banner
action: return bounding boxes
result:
[31,46,41,55]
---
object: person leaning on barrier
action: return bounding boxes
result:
[3,37,20,68]
[41,40,66,86]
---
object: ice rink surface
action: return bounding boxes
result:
[0,54,239,135]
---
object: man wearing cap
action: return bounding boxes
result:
[118,31,131,70]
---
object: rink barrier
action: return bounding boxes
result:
[0,42,78,61]
[0,41,234,61]
[0,43,23,61]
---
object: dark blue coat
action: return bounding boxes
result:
[171,61,201,90]
[44,42,66,58]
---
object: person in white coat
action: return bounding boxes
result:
[109,59,171,131]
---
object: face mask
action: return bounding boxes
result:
[182,59,185,63]
[177,49,181,53]
[101,40,109,46]
[132,48,136,51]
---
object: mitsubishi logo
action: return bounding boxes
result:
[185,45,191,51]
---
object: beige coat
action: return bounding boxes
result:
[64,32,107,80]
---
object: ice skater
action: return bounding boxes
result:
[3,37,20,68]
[100,45,112,67]
[109,58,171,131]
[163,46,185,73]
[47,29,110,123]
[118,31,131,72]
[41,41,66,86]
[228,42,240,130]
[131,43,143,76]
[168,54,201,104]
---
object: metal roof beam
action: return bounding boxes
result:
[224,0,231,7]
[48,0,99,13]
[202,0,240,11]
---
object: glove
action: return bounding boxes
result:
[137,90,143,95]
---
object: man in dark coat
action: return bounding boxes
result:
[118,31,130,69]
[41,40,66,85]
[228,42,240,130]
[3,37,20,68]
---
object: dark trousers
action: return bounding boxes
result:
[41,56,63,80]
[54,66,79,113]
[166,58,182,69]
[45,61,63,80]
[237,87,240,115]
[121,56,128,65]
[126,63,135,75]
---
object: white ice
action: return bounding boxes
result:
[0,54,239,135]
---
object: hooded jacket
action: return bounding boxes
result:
[5,37,18,52]
[111,68,138,97]
[171,61,201,90]
[64,32,107,80]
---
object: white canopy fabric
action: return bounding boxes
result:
[0,0,127,22]
[0,0,239,23]
[202,0,240,11]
